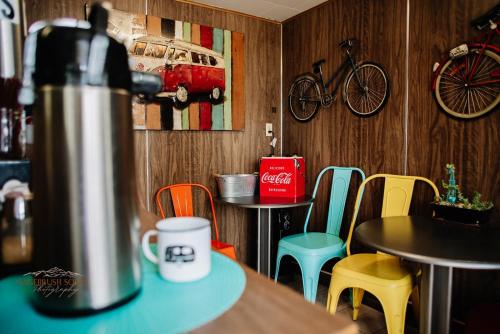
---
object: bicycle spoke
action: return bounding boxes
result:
[475,88,488,111]
[345,63,388,115]
[367,88,385,103]
[366,93,378,110]
[476,84,499,98]
[472,55,495,80]
[441,72,464,84]
[440,84,466,98]
[471,89,479,113]
[474,86,498,107]
[458,89,468,112]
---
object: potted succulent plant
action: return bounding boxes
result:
[431,164,494,225]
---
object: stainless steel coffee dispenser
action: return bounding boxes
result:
[19,3,161,313]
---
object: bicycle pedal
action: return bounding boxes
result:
[322,94,335,107]
[449,44,469,59]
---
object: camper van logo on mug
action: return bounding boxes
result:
[142,217,211,282]
[165,245,195,263]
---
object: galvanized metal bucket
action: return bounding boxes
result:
[214,173,258,198]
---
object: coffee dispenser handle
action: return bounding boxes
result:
[131,71,163,97]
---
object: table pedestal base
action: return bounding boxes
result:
[420,264,453,334]
[257,208,272,277]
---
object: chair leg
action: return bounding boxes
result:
[300,260,322,303]
[379,290,411,334]
[352,288,365,320]
[274,247,285,282]
[410,285,420,321]
[326,280,345,314]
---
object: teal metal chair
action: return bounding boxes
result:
[274,166,365,303]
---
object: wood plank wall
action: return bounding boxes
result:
[283,0,499,322]
[282,0,407,235]
[409,0,500,321]
[24,0,281,264]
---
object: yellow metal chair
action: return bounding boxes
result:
[326,174,439,334]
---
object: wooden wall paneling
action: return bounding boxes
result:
[147,0,281,263]
[282,0,406,235]
[24,0,149,212]
[23,0,87,23]
[408,0,499,221]
[23,0,280,265]
[134,132,148,212]
[408,0,500,321]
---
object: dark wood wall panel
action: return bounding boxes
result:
[283,0,500,322]
[24,0,281,264]
[408,0,500,320]
[408,0,499,221]
[25,0,149,225]
[282,0,406,235]
[146,0,281,264]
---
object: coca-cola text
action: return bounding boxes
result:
[261,172,292,185]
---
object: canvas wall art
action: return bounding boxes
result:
[108,9,245,131]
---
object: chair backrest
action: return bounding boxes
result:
[155,183,220,241]
[303,166,366,236]
[345,174,439,255]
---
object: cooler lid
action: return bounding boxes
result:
[261,156,303,159]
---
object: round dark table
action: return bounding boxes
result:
[354,216,500,334]
[217,196,313,277]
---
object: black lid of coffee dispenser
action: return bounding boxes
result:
[18,2,162,106]
[32,3,131,90]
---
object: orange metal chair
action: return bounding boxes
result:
[156,183,237,260]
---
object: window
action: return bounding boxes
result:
[191,52,200,64]
[167,48,175,61]
[131,42,147,56]
[200,54,208,65]
[144,43,167,58]
[209,56,217,66]
[174,49,188,62]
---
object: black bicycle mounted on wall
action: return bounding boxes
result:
[288,39,390,121]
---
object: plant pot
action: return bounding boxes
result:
[430,203,494,225]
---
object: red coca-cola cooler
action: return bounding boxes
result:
[259,157,305,200]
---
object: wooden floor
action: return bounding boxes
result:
[284,274,418,334]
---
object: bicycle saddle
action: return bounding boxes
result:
[471,3,500,30]
[312,59,326,68]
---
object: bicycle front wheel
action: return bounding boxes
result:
[435,49,500,119]
[343,62,389,116]
[288,74,321,122]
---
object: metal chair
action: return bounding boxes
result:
[326,174,439,334]
[156,183,236,260]
[274,166,366,303]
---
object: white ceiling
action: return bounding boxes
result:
[180,0,328,22]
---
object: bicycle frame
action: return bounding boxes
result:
[432,22,500,90]
[315,50,359,97]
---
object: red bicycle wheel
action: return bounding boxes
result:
[435,49,500,119]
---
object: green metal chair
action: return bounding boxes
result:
[274,166,365,303]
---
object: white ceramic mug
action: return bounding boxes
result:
[142,217,211,282]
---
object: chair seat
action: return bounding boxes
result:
[211,240,236,260]
[279,232,345,257]
[334,253,413,287]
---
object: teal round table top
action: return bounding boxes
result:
[0,251,246,334]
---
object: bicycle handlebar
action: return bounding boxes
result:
[471,4,500,30]
[339,39,357,49]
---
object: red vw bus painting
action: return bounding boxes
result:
[107,9,245,131]
[128,37,225,105]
